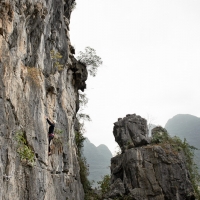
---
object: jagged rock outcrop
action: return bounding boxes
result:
[0,0,86,199]
[113,114,150,153]
[109,114,195,200]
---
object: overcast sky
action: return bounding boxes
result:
[70,0,200,154]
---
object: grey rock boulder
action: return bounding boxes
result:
[107,178,125,198]
[113,114,150,152]
[109,114,195,200]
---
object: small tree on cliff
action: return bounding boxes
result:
[75,47,103,196]
[97,174,111,197]
[77,46,103,77]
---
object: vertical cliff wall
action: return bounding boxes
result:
[108,114,195,200]
[0,0,86,199]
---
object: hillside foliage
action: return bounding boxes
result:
[151,129,200,199]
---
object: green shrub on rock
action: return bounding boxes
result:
[77,47,103,77]
[15,130,35,166]
[151,126,169,143]
[151,126,200,199]
[97,174,111,197]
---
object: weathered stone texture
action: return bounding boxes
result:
[113,114,150,153]
[0,0,86,199]
[110,114,195,200]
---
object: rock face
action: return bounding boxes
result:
[0,1,86,199]
[113,114,150,153]
[109,114,195,200]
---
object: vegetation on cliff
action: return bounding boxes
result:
[75,46,104,199]
[97,175,111,197]
[152,127,200,199]
[77,46,103,77]
[165,114,200,174]
[50,50,64,71]
[75,125,92,198]
[15,130,35,166]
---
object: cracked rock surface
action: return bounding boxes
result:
[0,0,86,199]
[109,114,195,200]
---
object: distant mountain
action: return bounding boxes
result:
[165,114,200,171]
[83,138,112,187]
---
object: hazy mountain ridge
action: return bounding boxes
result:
[165,114,200,170]
[165,114,200,148]
[83,138,112,187]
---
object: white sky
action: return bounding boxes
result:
[70,0,200,154]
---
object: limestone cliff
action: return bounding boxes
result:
[108,114,195,200]
[0,0,86,199]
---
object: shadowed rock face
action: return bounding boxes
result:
[109,114,195,200]
[0,1,86,199]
